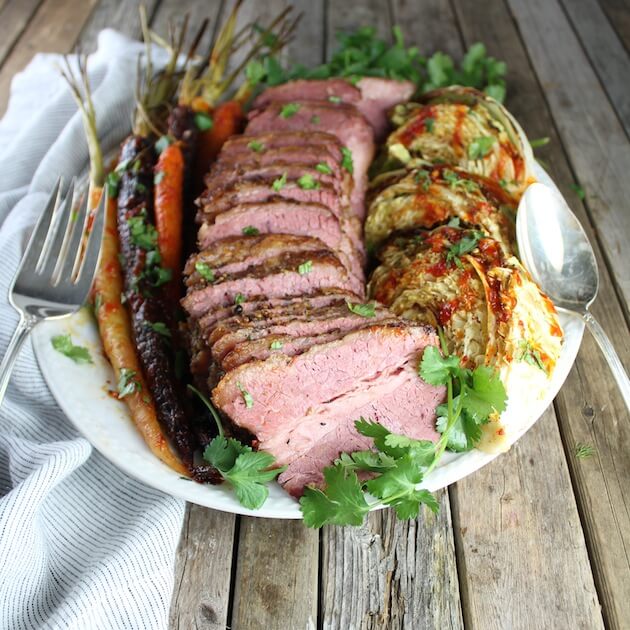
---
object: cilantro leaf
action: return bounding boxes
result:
[336,450,397,472]
[445,230,483,267]
[346,300,376,317]
[204,436,251,474]
[242,225,260,236]
[297,260,313,275]
[419,346,461,385]
[145,321,171,338]
[237,382,254,408]
[247,140,265,152]
[341,147,354,174]
[463,366,507,420]
[468,136,496,160]
[279,103,300,118]
[195,261,215,282]
[297,174,319,190]
[224,451,284,510]
[300,464,370,527]
[272,172,287,191]
[315,162,333,174]
[194,112,213,131]
[51,334,93,364]
[117,368,140,398]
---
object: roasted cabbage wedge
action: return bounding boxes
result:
[369,226,563,452]
[381,86,535,197]
[365,165,517,253]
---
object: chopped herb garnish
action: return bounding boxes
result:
[51,334,92,364]
[234,293,246,305]
[530,137,550,149]
[575,443,595,459]
[297,260,313,275]
[516,340,546,372]
[194,112,214,131]
[155,135,171,154]
[135,182,147,194]
[117,368,140,398]
[341,147,354,174]
[115,158,131,173]
[442,169,479,193]
[328,95,342,103]
[279,103,300,118]
[445,230,484,268]
[145,321,171,338]
[242,226,260,236]
[131,159,141,173]
[315,162,333,175]
[127,213,158,251]
[247,140,265,152]
[310,115,321,124]
[467,136,496,160]
[297,174,319,190]
[154,171,165,185]
[424,117,435,132]
[272,172,287,191]
[106,171,120,197]
[571,183,586,200]
[270,340,284,350]
[195,261,215,282]
[237,382,254,409]
[414,169,432,191]
[346,300,376,317]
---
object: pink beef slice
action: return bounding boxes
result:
[245,101,375,219]
[252,79,361,110]
[355,78,415,141]
[196,201,364,286]
[211,323,444,495]
[182,249,360,318]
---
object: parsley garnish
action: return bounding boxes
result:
[442,169,479,193]
[298,260,313,275]
[237,382,254,408]
[51,334,92,364]
[346,300,376,317]
[242,226,260,236]
[341,147,354,174]
[445,230,484,268]
[315,162,333,175]
[571,183,586,200]
[106,171,120,197]
[234,293,246,305]
[117,368,140,398]
[270,340,284,350]
[272,172,287,191]
[145,321,171,338]
[279,103,300,118]
[424,117,435,132]
[248,140,265,152]
[468,136,496,160]
[194,112,214,131]
[195,261,215,282]
[310,115,320,125]
[189,385,285,510]
[328,95,342,103]
[297,174,319,190]
[516,340,546,373]
[127,214,158,250]
[414,169,432,191]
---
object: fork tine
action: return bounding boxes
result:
[17,177,62,276]
[74,190,106,296]
[39,178,75,274]
[56,186,89,284]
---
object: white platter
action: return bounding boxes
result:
[31,166,585,518]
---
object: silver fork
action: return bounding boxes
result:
[0,177,105,405]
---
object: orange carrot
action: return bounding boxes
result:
[193,100,245,192]
[93,187,187,475]
[154,142,185,301]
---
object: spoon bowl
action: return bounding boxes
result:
[516,182,630,410]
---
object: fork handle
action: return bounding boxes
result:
[583,310,630,411]
[0,314,37,406]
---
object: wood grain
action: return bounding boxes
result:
[452,410,604,629]
[230,518,319,630]
[599,0,630,53]
[452,0,630,626]
[169,505,236,630]
[0,0,44,69]
[557,0,630,137]
[321,492,463,630]
[506,0,630,318]
[0,0,98,115]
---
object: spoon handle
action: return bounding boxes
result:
[583,311,630,411]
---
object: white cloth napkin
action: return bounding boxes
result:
[0,30,186,630]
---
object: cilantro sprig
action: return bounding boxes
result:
[51,334,92,364]
[299,330,506,527]
[189,386,285,510]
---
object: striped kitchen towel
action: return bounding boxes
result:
[0,30,185,630]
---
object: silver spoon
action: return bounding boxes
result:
[517,182,629,410]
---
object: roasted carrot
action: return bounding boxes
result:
[193,100,245,192]
[154,141,185,301]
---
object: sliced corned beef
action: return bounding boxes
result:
[182,249,359,318]
[251,78,361,111]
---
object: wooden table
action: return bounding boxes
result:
[2,0,628,628]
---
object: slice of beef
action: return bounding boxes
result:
[354,78,415,141]
[197,290,359,333]
[208,302,393,363]
[277,364,442,496]
[211,322,441,444]
[252,78,361,111]
[203,162,348,205]
[197,177,344,221]
[245,101,375,219]
[196,201,364,286]
[185,234,326,283]
[215,144,344,181]
[182,249,359,318]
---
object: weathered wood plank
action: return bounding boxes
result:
[169,505,236,630]
[0,0,44,69]
[505,0,630,318]
[557,0,630,137]
[231,518,319,630]
[598,0,630,53]
[75,0,160,52]
[452,0,630,627]
[319,4,463,629]
[322,491,463,630]
[452,411,604,629]
[0,0,98,115]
